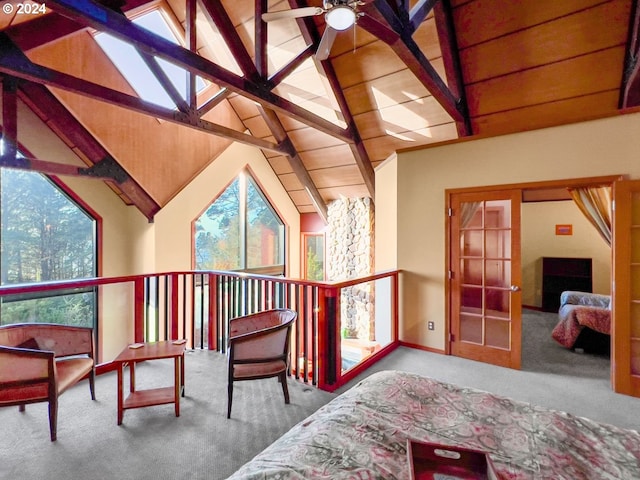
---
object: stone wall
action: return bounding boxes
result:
[326,197,375,340]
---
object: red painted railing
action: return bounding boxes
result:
[0,270,399,391]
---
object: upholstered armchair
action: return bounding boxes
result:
[227,309,297,419]
[0,323,96,441]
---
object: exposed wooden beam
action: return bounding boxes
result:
[409,0,439,33]
[201,1,328,219]
[256,0,269,78]
[291,0,376,199]
[1,77,18,164]
[3,0,151,51]
[433,0,471,136]
[259,107,328,223]
[360,0,468,126]
[268,45,315,86]
[186,0,198,108]
[198,87,231,116]
[139,52,191,113]
[16,80,161,220]
[0,34,285,154]
[621,0,640,107]
[198,0,260,81]
[44,0,354,143]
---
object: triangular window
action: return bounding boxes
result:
[194,170,285,275]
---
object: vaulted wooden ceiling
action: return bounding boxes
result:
[0,0,637,221]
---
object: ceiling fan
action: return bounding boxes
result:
[261,1,364,61]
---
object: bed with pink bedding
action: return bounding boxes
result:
[228,370,640,479]
[551,291,611,349]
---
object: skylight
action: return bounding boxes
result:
[95,10,206,110]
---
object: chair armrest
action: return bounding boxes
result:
[0,346,54,383]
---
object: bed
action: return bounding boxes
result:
[551,291,611,351]
[228,370,640,479]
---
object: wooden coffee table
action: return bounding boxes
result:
[114,340,186,425]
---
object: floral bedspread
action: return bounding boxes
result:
[227,371,640,479]
[552,305,611,348]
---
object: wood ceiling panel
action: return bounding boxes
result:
[243,115,272,138]
[278,113,307,132]
[354,97,452,140]
[466,46,626,117]
[297,205,318,213]
[300,144,355,170]
[460,1,631,84]
[227,95,261,120]
[412,17,446,61]
[342,58,447,118]
[452,0,608,49]
[363,122,458,162]
[472,90,621,136]
[330,25,379,57]
[343,69,433,116]
[279,172,304,191]
[268,155,294,175]
[332,40,408,89]
[287,189,314,206]
[319,184,370,202]
[288,127,345,151]
[309,164,364,188]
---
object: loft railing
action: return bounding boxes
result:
[0,270,399,392]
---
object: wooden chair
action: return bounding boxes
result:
[0,323,96,441]
[227,309,297,419]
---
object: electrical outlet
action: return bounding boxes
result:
[428,321,434,331]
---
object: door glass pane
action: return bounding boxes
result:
[485,289,509,317]
[461,286,482,311]
[486,260,511,287]
[461,230,482,256]
[460,314,482,343]
[486,319,510,349]
[485,200,510,228]
[485,229,510,258]
[461,202,482,228]
[461,259,483,286]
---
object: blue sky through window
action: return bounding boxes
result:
[95,10,206,110]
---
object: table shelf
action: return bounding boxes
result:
[124,387,175,409]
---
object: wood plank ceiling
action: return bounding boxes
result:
[0,0,638,221]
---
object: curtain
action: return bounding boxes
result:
[460,201,481,228]
[568,186,612,246]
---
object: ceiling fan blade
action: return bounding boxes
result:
[316,26,338,61]
[262,7,324,22]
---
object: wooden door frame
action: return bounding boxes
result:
[445,175,622,360]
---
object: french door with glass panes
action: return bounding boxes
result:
[449,190,522,369]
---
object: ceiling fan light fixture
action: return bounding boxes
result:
[325,6,355,31]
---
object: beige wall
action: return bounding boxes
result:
[153,141,301,277]
[521,201,611,307]
[377,111,640,351]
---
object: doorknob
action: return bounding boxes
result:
[510,285,521,292]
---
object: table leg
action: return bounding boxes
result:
[117,362,123,425]
[129,361,136,392]
[180,352,185,397]
[174,355,180,417]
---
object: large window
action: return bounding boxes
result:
[0,166,97,326]
[194,171,285,275]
